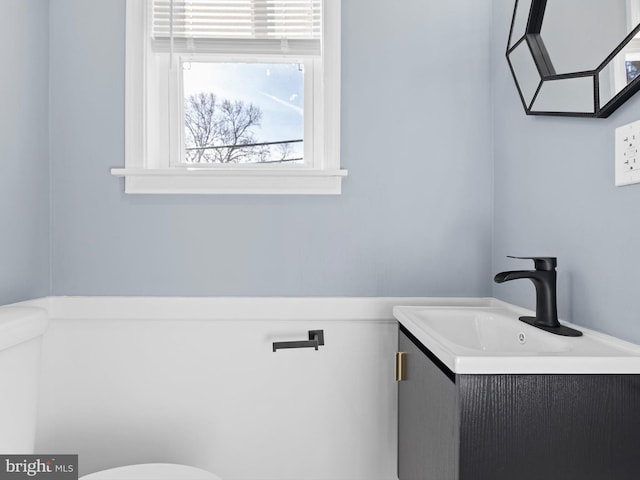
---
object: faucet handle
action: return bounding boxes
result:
[507,256,557,271]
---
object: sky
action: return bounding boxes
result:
[183,61,305,162]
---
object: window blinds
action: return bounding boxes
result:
[152,0,322,56]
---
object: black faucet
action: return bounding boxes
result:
[494,256,582,337]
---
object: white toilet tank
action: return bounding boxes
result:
[0,306,48,453]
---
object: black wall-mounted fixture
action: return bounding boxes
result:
[272,330,325,352]
[507,0,640,117]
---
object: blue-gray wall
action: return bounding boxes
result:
[49,0,494,296]
[8,0,640,345]
[492,0,640,343]
[0,0,50,304]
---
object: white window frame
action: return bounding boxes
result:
[112,0,346,195]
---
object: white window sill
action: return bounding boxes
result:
[110,168,348,195]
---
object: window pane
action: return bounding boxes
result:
[182,62,304,165]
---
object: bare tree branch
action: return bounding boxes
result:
[184,93,269,164]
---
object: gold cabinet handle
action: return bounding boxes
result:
[396,352,406,381]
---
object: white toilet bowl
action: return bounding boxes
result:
[80,464,221,480]
[0,307,222,480]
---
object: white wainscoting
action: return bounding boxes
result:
[15,297,493,480]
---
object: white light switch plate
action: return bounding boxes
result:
[615,120,640,186]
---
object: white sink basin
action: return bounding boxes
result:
[394,302,640,374]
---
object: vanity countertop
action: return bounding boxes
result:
[394,300,640,374]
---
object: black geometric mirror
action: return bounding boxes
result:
[507,0,640,118]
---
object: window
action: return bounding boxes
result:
[113,0,345,194]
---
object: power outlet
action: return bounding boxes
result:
[615,120,640,186]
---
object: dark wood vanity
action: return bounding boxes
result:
[398,324,640,480]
